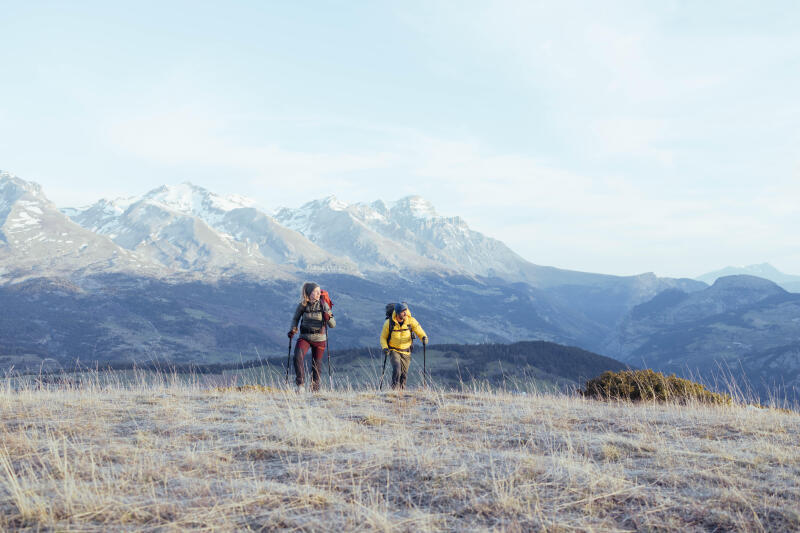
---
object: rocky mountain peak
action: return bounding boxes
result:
[1,172,54,228]
[141,182,258,217]
[370,199,389,215]
[313,195,349,212]
[390,195,438,219]
[1,171,46,202]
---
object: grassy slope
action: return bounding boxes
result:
[1,377,798,531]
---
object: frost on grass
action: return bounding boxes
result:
[0,380,799,531]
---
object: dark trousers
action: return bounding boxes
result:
[294,338,326,390]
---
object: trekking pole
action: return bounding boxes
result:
[423,342,427,388]
[326,333,333,390]
[378,350,388,390]
[285,337,292,386]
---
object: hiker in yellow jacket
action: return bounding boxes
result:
[380,302,427,389]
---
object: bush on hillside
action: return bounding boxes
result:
[581,369,732,405]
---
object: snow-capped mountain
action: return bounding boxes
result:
[67,183,356,276]
[274,194,535,278]
[5,172,704,307]
[272,195,703,301]
[142,183,259,224]
[0,171,163,281]
[274,196,448,274]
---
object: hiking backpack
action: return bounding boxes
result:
[384,302,415,350]
[320,290,333,310]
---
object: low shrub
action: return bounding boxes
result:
[581,369,732,405]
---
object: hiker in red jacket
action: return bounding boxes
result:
[288,282,335,391]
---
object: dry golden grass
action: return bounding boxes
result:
[1,375,798,532]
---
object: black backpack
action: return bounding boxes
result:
[385,303,415,350]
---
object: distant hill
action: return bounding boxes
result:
[0,273,628,374]
[609,275,800,399]
[697,263,800,293]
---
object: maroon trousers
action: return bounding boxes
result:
[294,338,326,389]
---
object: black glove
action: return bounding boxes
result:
[288,327,297,339]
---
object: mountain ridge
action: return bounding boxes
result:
[50,173,703,298]
[609,275,800,397]
[0,171,167,281]
[697,263,800,293]
[65,181,354,279]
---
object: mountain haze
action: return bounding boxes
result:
[697,263,800,293]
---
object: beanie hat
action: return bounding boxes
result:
[394,302,409,314]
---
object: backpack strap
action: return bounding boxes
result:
[385,316,413,353]
[385,317,395,346]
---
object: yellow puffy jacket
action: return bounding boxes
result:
[380,310,427,352]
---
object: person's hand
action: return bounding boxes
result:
[422,336,428,345]
[383,348,390,357]
[323,312,331,322]
[288,327,297,339]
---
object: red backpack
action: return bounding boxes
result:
[320,289,333,310]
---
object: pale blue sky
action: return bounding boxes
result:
[2,1,799,278]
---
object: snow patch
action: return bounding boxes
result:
[8,211,39,228]
[17,200,44,215]
[141,182,258,226]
